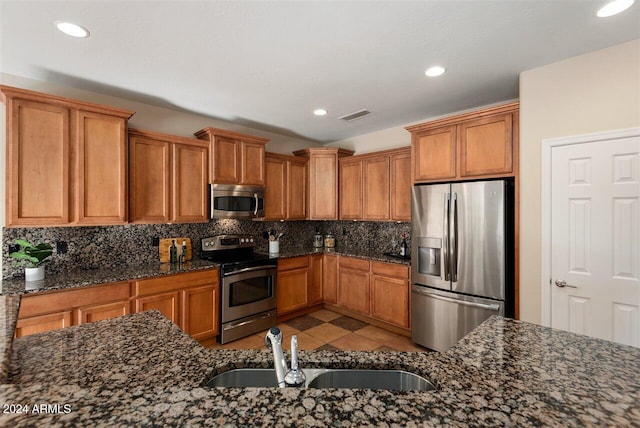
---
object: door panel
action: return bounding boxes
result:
[451,180,505,300]
[551,136,640,347]
[411,184,450,291]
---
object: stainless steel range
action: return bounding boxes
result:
[200,235,277,344]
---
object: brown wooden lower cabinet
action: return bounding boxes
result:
[308,254,323,305]
[77,300,130,325]
[133,270,220,340]
[370,275,409,328]
[277,256,310,315]
[15,311,73,338]
[15,281,132,338]
[322,254,338,304]
[134,291,181,325]
[15,270,220,342]
[182,284,218,340]
[337,256,371,316]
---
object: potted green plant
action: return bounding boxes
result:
[9,239,53,281]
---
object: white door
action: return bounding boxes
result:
[550,134,639,347]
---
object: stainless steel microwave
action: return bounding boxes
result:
[210,184,265,219]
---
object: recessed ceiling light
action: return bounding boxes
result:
[313,108,328,116]
[597,0,635,17]
[425,66,446,77]
[55,21,90,38]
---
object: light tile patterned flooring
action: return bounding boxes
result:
[207,309,429,352]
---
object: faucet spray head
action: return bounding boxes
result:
[265,326,282,349]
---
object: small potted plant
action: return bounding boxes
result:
[9,239,53,281]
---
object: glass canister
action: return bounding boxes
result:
[313,230,323,248]
[324,233,335,248]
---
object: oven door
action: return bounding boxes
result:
[210,184,265,219]
[221,266,277,323]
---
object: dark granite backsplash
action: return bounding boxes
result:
[3,220,410,279]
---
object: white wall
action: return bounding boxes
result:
[519,39,640,324]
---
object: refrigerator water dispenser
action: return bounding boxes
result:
[417,237,441,277]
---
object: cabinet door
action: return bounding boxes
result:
[76,111,127,224]
[338,269,370,316]
[413,126,456,182]
[182,284,219,340]
[241,141,265,185]
[265,156,287,220]
[212,136,240,183]
[339,159,363,220]
[323,254,338,304]
[15,311,73,338]
[308,254,323,305]
[7,99,70,226]
[309,153,338,219]
[390,151,411,221]
[76,300,130,325]
[129,136,170,222]
[287,159,307,219]
[277,268,309,315]
[459,113,513,177]
[135,292,180,325]
[363,156,390,220]
[370,276,410,328]
[172,143,208,222]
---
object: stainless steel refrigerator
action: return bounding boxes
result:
[411,179,514,352]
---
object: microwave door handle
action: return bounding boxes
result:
[254,193,258,216]
[443,192,450,281]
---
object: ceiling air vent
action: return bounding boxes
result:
[339,109,372,122]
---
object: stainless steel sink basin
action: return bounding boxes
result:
[206,368,434,391]
[207,368,278,388]
[306,369,434,391]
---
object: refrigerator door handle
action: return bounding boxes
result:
[443,192,450,281]
[411,286,501,311]
[452,192,458,282]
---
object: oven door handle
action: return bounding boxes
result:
[225,265,277,276]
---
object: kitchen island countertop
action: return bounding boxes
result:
[2,311,639,426]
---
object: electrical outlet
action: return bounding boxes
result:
[56,241,68,254]
[152,237,160,246]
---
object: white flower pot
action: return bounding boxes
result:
[25,266,44,282]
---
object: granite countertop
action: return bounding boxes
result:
[1,246,407,297]
[2,312,639,426]
[0,259,221,296]
[260,246,411,266]
[0,295,20,384]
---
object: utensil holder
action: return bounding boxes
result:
[269,240,279,254]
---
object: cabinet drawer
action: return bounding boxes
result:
[338,256,370,272]
[371,261,409,279]
[18,282,131,318]
[278,255,309,271]
[135,270,218,296]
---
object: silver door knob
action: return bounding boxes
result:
[555,279,577,288]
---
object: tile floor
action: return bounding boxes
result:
[208,309,429,352]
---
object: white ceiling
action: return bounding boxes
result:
[1,1,639,143]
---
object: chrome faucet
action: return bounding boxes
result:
[264,327,305,388]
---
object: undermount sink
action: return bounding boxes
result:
[206,368,434,391]
[306,369,434,391]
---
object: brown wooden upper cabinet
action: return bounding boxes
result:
[407,103,519,183]
[264,153,308,220]
[0,85,134,227]
[338,148,411,222]
[193,127,269,185]
[293,148,354,220]
[129,129,208,223]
